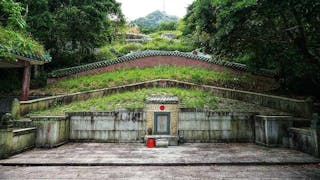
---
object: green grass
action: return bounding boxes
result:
[42,66,253,94]
[31,88,218,116]
[0,26,45,60]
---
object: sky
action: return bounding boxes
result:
[116,0,195,21]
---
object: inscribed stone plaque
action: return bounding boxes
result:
[157,115,168,133]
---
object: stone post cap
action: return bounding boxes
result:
[0,113,14,129]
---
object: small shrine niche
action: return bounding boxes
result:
[145,96,179,146]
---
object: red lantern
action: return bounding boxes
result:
[160,105,165,111]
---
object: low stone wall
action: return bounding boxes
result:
[255,115,293,147]
[178,110,255,142]
[19,79,312,118]
[12,128,36,153]
[0,127,36,159]
[31,116,69,148]
[289,128,315,155]
[68,111,145,142]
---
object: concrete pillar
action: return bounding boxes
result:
[22,62,31,101]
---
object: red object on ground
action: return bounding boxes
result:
[146,138,156,148]
[160,105,165,111]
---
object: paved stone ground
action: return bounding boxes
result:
[1,143,320,179]
[1,143,319,165]
[1,165,320,179]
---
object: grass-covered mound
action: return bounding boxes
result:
[31,87,286,116]
[31,88,218,116]
[39,66,277,95]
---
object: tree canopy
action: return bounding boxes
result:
[0,0,46,61]
[183,0,320,96]
[19,0,125,68]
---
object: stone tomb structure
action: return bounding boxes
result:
[144,96,179,146]
[1,85,320,158]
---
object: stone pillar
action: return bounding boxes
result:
[22,62,31,101]
[11,98,20,120]
[0,114,14,159]
[311,113,320,157]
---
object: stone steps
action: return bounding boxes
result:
[144,135,178,146]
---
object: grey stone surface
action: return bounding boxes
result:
[1,165,320,179]
[68,111,145,142]
[0,143,319,165]
[179,112,255,142]
[155,138,169,147]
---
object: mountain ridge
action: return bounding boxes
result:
[131,10,178,28]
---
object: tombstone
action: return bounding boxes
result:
[144,96,179,146]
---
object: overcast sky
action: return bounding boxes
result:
[116,0,194,21]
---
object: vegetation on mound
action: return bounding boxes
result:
[41,66,259,95]
[31,88,218,116]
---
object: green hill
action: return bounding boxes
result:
[131,10,178,28]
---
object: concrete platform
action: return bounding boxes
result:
[1,143,319,165]
[1,165,320,179]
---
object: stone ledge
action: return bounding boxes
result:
[289,127,312,136]
[19,79,312,117]
[13,127,36,136]
[144,135,179,146]
[31,116,66,121]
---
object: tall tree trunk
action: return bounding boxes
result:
[291,6,320,66]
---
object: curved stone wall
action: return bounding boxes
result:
[48,51,276,80]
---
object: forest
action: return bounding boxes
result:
[0,0,319,97]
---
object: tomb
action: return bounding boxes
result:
[144,96,179,146]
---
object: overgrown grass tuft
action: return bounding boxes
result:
[31,88,218,115]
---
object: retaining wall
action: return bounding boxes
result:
[12,128,36,153]
[289,128,315,155]
[19,79,313,117]
[49,51,272,79]
[255,115,293,147]
[68,111,145,142]
[178,110,255,142]
[0,127,36,159]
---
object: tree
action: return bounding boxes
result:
[0,0,26,30]
[158,20,178,31]
[183,0,320,96]
[19,0,125,68]
[183,0,217,53]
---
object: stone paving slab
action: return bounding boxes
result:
[1,165,320,179]
[1,143,319,165]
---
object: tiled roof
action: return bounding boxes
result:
[48,50,278,78]
[0,44,51,63]
[146,96,179,104]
